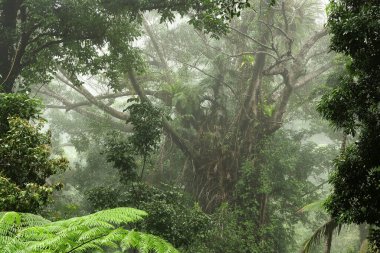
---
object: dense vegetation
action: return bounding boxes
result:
[318,0,380,251]
[0,0,378,252]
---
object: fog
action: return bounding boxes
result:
[0,0,375,252]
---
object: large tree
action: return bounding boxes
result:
[37,0,332,210]
[318,0,380,250]
[122,0,332,211]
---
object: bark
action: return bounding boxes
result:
[359,223,369,250]
[56,70,128,121]
[324,230,333,253]
[0,0,22,92]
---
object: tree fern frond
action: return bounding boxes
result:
[77,227,109,242]
[80,219,115,229]
[0,211,51,250]
[120,230,179,253]
[90,207,147,224]
[301,219,341,253]
[0,212,50,228]
[0,207,178,253]
[67,242,105,253]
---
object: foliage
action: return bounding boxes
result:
[0,93,68,212]
[103,131,138,183]
[231,131,334,252]
[86,183,211,249]
[179,131,336,253]
[0,93,42,133]
[0,117,67,187]
[0,177,54,214]
[0,0,252,92]
[126,98,163,160]
[101,99,163,182]
[185,203,248,253]
[368,226,380,252]
[0,207,179,253]
[319,0,380,229]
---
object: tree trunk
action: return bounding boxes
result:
[0,0,21,93]
[324,229,333,253]
[359,223,369,249]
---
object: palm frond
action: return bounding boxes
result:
[298,199,326,213]
[301,219,341,253]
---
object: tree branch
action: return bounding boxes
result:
[294,63,332,88]
[46,89,171,111]
[37,88,131,133]
[56,69,128,120]
[229,26,273,51]
[177,60,237,97]
[142,16,169,71]
[295,29,328,62]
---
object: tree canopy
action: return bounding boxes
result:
[0,0,250,93]
[318,0,380,250]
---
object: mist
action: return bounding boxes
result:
[1,0,378,252]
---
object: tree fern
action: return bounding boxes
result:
[0,207,179,253]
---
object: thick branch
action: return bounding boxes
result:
[37,88,132,132]
[281,2,289,34]
[142,17,169,70]
[233,52,267,139]
[46,90,171,111]
[295,29,328,62]
[294,63,332,88]
[56,69,128,120]
[271,85,292,130]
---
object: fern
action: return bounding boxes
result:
[0,207,179,253]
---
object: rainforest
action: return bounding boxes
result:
[0,0,379,252]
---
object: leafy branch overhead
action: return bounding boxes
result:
[0,207,179,253]
[0,0,254,93]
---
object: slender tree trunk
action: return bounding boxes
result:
[140,155,147,180]
[341,132,347,152]
[359,223,369,251]
[324,229,333,253]
[0,0,21,93]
